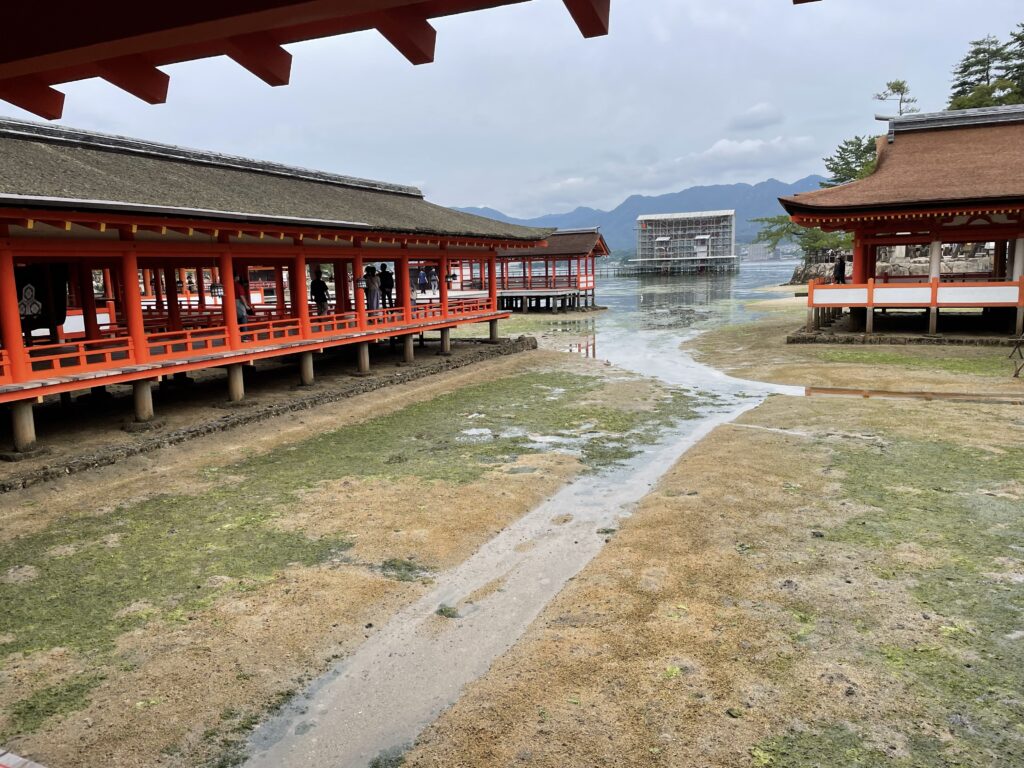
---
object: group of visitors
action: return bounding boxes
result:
[417,267,441,295]
[308,263,397,314]
[233,261,447,324]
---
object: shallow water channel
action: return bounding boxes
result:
[244,263,802,767]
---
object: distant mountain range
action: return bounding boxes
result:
[457,175,826,251]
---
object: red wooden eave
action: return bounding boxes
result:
[0,0,614,119]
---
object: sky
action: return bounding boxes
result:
[3,0,1022,218]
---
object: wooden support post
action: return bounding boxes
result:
[293,254,311,335]
[439,253,449,317]
[142,268,153,297]
[487,251,498,311]
[928,240,942,280]
[399,258,413,322]
[164,266,182,330]
[153,265,164,311]
[133,380,154,422]
[1014,238,1024,336]
[10,400,36,452]
[489,319,499,343]
[219,251,241,349]
[357,341,370,374]
[0,250,28,382]
[440,327,451,356]
[403,333,415,363]
[227,364,245,402]
[196,265,206,309]
[121,251,149,363]
[78,266,100,337]
[353,255,366,329]
[928,276,939,335]
[299,351,314,386]
[275,265,286,315]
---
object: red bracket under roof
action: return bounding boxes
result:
[0,0,614,120]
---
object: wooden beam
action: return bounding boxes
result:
[376,9,436,65]
[224,32,292,86]
[0,75,64,119]
[96,55,169,103]
[562,0,609,38]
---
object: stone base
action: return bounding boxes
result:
[0,446,50,462]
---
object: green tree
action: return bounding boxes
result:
[949,35,1010,106]
[1000,22,1024,96]
[821,136,877,188]
[753,215,851,261]
[948,79,1020,110]
[873,79,919,115]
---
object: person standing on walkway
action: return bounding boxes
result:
[833,254,847,284]
[364,265,381,311]
[417,267,428,296]
[379,263,395,309]
[429,267,439,294]
[310,269,330,315]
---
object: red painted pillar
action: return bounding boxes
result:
[153,266,164,312]
[142,268,153,298]
[852,238,867,284]
[164,266,182,330]
[77,264,101,339]
[339,261,351,312]
[0,249,29,381]
[353,255,366,329]
[439,254,450,317]
[121,251,149,363]
[275,266,286,315]
[293,254,311,336]
[219,251,241,349]
[398,258,412,322]
[196,266,206,309]
[488,251,498,310]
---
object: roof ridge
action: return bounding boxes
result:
[0,117,424,199]
[889,104,1024,138]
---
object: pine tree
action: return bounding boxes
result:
[821,137,877,188]
[873,80,919,115]
[1001,22,1024,97]
[950,35,1009,104]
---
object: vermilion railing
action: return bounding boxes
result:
[411,304,445,321]
[27,336,134,375]
[500,276,579,290]
[310,312,360,337]
[238,316,303,347]
[447,298,492,315]
[5,296,500,391]
[0,349,11,384]
[366,307,406,327]
[148,326,230,360]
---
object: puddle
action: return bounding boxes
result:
[244,266,803,767]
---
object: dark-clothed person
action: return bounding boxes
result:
[310,269,330,315]
[379,264,395,308]
[833,254,847,284]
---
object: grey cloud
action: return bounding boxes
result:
[729,103,784,131]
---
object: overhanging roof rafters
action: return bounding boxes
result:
[0,0,820,120]
[0,0,608,120]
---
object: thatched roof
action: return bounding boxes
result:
[0,119,550,242]
[780,106,1024,216]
